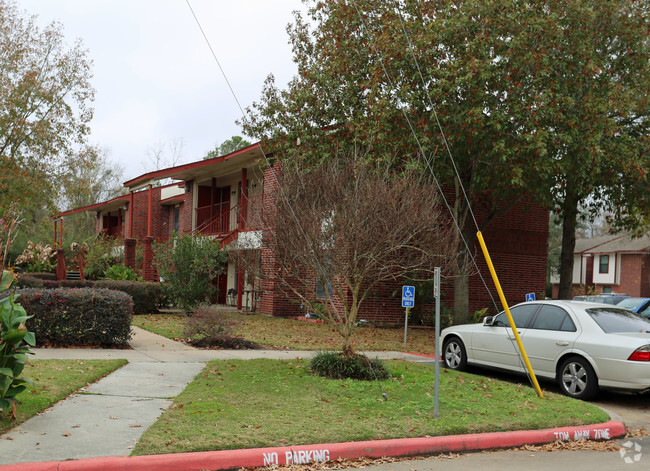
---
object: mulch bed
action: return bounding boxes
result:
[186,336,265,349]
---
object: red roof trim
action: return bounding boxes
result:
[123,142,262,188]
[54,194,130,219]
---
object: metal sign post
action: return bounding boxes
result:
[401,286,415,349]
[434,267,441,418]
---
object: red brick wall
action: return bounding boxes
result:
[472,199,548,314]
[257,164,549,324]
[181,181,194,234]
[609,254,646,297]
[642,255,650,297]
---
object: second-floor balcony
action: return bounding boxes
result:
[194,193,263,237]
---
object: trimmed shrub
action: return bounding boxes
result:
[41,279,94,289]
[95,280,160,315]
[18,288,132,348]
[310,351,391,381]
[17,273,45,288]
[24,272,56,281]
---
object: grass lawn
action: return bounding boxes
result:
[132,359,609,456]
[1,359,128,434]
[132,312,438,355]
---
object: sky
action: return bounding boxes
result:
[21,0,305,181]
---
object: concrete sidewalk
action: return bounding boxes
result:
[0,327,432,465]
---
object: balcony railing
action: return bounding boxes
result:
[193,194,263,237]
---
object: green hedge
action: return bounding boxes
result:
[18,288,133,348]
[16,277,160,315]
[94,280,161,315]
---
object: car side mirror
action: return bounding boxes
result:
[483,316,495,326]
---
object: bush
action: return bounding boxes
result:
[310,351,391,381]
[154,234,227,312]
[22,272,56,281]
[19,288,132,348]
[83,235,123,280]
[183,304,261,349]
[41,279,94,289]
[184,304,234,342]
[16,273,44,288]
[14,241,56,273]
[95,280,160,315]
[103,264,142,281]
[1,271,35,417]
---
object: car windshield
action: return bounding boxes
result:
[587,307,650,333]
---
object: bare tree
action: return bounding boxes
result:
[142,138,186,186]
[245,157,458,356]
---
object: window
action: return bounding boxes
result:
[493,304,538,328]
[588,307,650,333]
[172,207,180,233]
[315,277,333,299]
[530,305,576,332]
[599,255,609,274]
[315,260,333,299]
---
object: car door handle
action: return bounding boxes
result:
[556,341,569,346]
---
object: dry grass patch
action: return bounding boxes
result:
[132,312,437,355]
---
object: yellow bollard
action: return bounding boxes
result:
[476,231,544,399]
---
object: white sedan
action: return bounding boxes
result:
[440,300,650,400]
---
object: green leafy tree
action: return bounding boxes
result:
[203,136,251,160]
[0,0,94,215]
[153,234,227,312]
[243,0,649,317]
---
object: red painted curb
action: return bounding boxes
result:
[0,421,625,471]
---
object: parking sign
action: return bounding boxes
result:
[402,286,415,308]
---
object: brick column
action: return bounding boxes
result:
[124,238,137,269]
[141,236,158,282]
[56,249,66,281]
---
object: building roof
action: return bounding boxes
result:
[123,143,264,190]
[576,233,650,255]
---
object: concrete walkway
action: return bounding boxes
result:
[0,327,430,465]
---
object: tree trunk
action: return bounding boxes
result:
[558,193,579,299]
[453,270,471,324]
[452,223,476,325]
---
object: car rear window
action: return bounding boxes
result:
[587,307,650,333]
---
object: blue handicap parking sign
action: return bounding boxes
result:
[525,292,536,302]
[402,285,415,308]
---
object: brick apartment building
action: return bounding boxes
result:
[551,234,650,298]
[56,142,549,324]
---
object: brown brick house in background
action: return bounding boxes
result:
[55,142,549,324]
[551,234,650,298]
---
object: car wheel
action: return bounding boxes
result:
[558,356,598,400]
[443,337,467,371]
